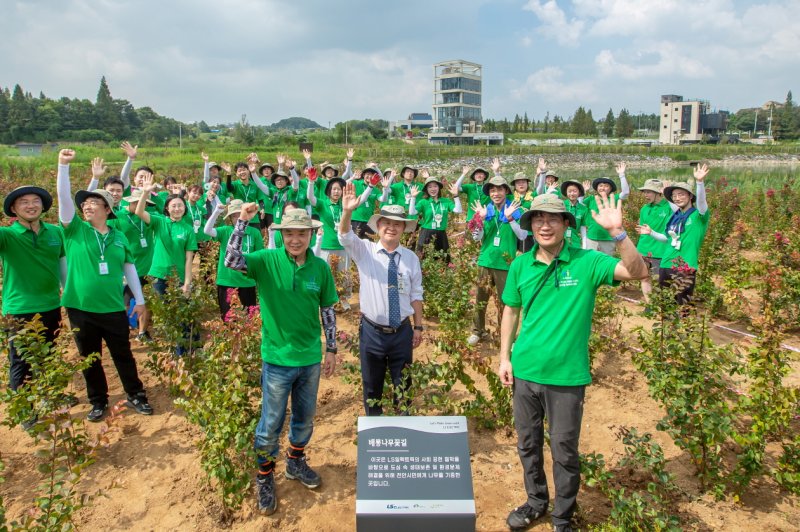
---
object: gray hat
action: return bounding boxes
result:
[367,204,417,233]
[75,190,118,219]
[638,179,664,194]
[224,199,245,220]
[423,176,444,190]
[272,208,323,230]
[258,162,275,174]
[482,176,512,196]
[470,167,489,181]
[544,171,559,182]
[271,170,290,186]
[663,182,695,203]
[400,166,419,179]
[519,194,576,230]
[320,163,339,177]
[123,188,156,206]
[208,162,222,172]
[510,172,530,184]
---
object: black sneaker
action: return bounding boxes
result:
[136,331,153,343]
[285,456,321,489]
[126,394,153,416]
[87,404,108,422]
[507,502,546,531]
[256,473,277,514]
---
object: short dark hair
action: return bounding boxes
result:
[134,166,154,175]
[104,176,125,189]
[163,176,178,186]
[163,194,187,216]
[234,162,249,172]
[187,184,203,195]
[282,201,300,215]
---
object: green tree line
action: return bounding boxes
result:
[483,108,650,137]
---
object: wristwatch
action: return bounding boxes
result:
[612,230,628,242]
[413,325,424,331]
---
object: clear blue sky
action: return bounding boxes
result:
[2,0,797,126]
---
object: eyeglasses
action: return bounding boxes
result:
[15,199,43,207]
[530,215,565,227]
[81,200,106,208]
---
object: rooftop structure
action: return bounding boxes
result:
[659,95,729,144]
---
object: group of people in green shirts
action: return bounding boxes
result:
[1,143,712,531]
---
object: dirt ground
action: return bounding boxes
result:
[1,297,798,531]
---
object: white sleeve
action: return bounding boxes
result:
[649,231,668,243]
[120,157,133,189]
[87,178,99,192]
[57,164,75,223]
[408,197,417,216]
[306,180,318,207]
[454,172,467,192]
[535,172,546,194]
[342,160,353,181]
[123,263,145,304]
[59,256,67,289]
[204,207,222,238]
[453,197,462,214]
[337,228,369,263]
[357,185,374,206]
[696,182,708,214]
[509,221,528,241]
[290,168,300,190]
[252,175,270,195]
[312,232,323,257]
[580,226,587,249]
[203,161,210,183]
[267,227,277,249]
[618,174,630,200]
[380,185,391,203]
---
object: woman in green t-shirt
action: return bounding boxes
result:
[561,180,588,249]
[510,171,536,252]
[306,175,353,311]
[408,174,462,262]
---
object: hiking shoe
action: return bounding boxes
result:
[136,331,153,343]
[467,333,482,346]
[341,300,351,312]
[87,404,108,422]
[285,456,321,489]
[256,473,277,514]
[126,394,154,416]
[553,525,573,532]
[507,502,546,531]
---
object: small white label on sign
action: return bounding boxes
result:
[493,236,501,247]
[140,238,148,248]
[99,262,109,275]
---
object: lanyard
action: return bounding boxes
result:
[242,182,254,201]
[329,202,342,223]
[127,213,145,237]
[93,228,112,261]
[188,203,201,223]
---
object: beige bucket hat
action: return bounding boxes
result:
[519,194,576,230]
[367,204,417,233]
[272,208,323,230]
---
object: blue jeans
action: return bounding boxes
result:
[254,361,321,466]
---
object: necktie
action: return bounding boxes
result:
[381,250,401,327]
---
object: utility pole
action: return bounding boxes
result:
[179,123,182,150]
[753,109,758,137]
[768,107,773,137]
[345,121,348,144]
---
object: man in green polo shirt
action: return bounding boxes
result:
[55,149,152,423]
[1,185,65,405]
[498,194,647,532]
[634,179,674,303]
[466,175,527,346]
[224,204,338,516]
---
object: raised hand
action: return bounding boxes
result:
[409,185,421,198]
[220,162,232,174]
[636,224,652,235]
[201,151,209,162]
[91,157,107,178]
[286,158,296,170]
[214,202,227,215]
[367,171,381,187]
[471,200,487,219]
[346,147,355,159]
[240,202,259,222]
[462,164,471,175]
[693,163,709,182]
[616,161,626,175]
[302,149,312,160]
[420,168,430,179]
[590,193,624,233]
[276,154,286,165]
[449,183,460,197]
[381,173,392,188]
[120,141,138,159]
[141,172,156,193]
[546,184,559,194]
[491,157,501,174]
[342,183,360,212]
[307,167,318,181]
[504,200,521,220]
[537,157,547,174]
[59,149,76,165]
[582,179,592,193]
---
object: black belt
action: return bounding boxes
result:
[361,315,410,334]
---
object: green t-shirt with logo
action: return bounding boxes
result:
[229,179,265,205]
[245,248,338,366]
[659,209,711,270]
[112,211,157,277]
[563,200,589,249]
[186,201,210,243]
[269,184,305,224]
[584,194,621,241]
[315,197,344,250]
[637,199,672,258]
[0,222,65,315]
[214,225,263,288]
[461,182,490,220]
[416,198,456,230]
[389,181,418,219]
[61,216,133,313]
[503,245,620,386]
[352,180,380,222]
[147,216,198,282]
[478,210,521,271]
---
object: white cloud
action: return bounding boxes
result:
[511,67,597,103]
[594,43,712,80]
[523,0,585,47]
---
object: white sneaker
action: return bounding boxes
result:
[467,334,481,346]
[341,300,351,312]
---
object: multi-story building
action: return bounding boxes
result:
[659,95,729,144]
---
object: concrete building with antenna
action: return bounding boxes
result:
[659,94,729,144]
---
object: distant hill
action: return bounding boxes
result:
[267,117,323,131]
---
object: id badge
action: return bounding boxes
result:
[193,219,201,233]
[140,238,148,248]
[397,273,408,294]
[493,236,501,247]
[565,228,572,239]
[99,262,109,275]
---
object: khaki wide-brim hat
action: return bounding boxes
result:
[400,166,419,179]
[273,208,323,230]
[225,199,245,219]
[511,172,530,184]
[470,167,489,180]
[520,194,576,231]
[123,188,156,206]
[663,182,695,203]
[560,180,584,197]
[259,163,275,174]
[482,176,512,196]
[367,205,417,233]
[75,190,118,219]
[271,170,290,186]
[423,176,444,190]
[544,171,559,182]
[638,179,664,194]
[208,162,222,172]
[321,163,339,177]
[592,177,617,193]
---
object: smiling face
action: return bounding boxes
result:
[324,167,336,178]
[187,188,202,203]
[105,183,125,206]
[166,197,186,221]
[596,183,612,196]
[134,170,149,187]
[426,182,441,198]
[236,166,250,182]
[274,176,289,190]
[545,175,557,186]
[565,184,581,202]
[514,180,528,193]
[328,182,343,202]
[282,228,312,258]
[529,212,567,248]
[11,193,44,222]
[671,189,692,209]
[473,171,487,182]
[260,167,273,178]
[81,198,111,224]
[377,218,406,249]
[488,185,508,206]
